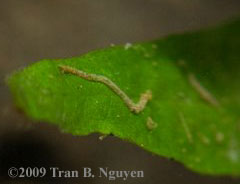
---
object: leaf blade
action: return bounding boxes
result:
[8,19,240,176]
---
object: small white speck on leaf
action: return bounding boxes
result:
[198,133,210,145]
[144,53,151,58]
[41,89,49,95]
[146,117,158,131]
[124,42,132,50]
[152,61,158,66]
[99,135,107,141]
[227,137,239,163]
[216,132,224,143]
[152,44,157,49]
[228,150,238,163]
[48,74,54,79]
[181,148,187,153]
[177,92,185,98]
[195,157,201,163]
[177,59,186,67]
[62,113,66,121]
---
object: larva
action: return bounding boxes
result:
[59,65,152,114]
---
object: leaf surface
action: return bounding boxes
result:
[8,19,240,175]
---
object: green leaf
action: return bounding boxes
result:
[7,19,240,176]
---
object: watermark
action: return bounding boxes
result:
[8,167,46,178]
[8,167,144,181]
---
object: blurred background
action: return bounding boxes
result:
[0,0,240,183]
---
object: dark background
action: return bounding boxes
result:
[1,0,240,183]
